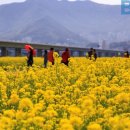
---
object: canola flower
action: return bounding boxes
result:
[0,57,130,129]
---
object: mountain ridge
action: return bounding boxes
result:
[0,0,129,48]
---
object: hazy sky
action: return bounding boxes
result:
[0,0,121,5]
[0,0,26,5]
[90,0,121,5]
[69,0,121,5]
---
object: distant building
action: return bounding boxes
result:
[98,40,109,49]
[102,40,106,49]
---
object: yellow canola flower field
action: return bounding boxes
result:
[0,57,130,130]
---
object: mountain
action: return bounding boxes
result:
[0,0,130,47]
[13,16,86,45]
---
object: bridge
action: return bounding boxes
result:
[0,41,124,57]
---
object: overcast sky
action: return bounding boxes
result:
[0,0,121,5]
[0,0,26,5]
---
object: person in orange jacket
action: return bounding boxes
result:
[48,48,54,65]
[61,48,70,66]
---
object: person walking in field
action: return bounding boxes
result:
[93,49,97,61]
[61,48,70,66]
[88,48,93,60]
[88,48,97,61]
[124,51,129,58]
[43,50,48,68]
[48,48,54,65]
[25,44,36,67]
[27,47,34,66]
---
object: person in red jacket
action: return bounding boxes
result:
[48,48,54,65]
[61,48,70,66]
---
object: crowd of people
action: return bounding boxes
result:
[27,47,129,67]
[44,47,70,67]
[27,47,70,68]
[27,47,98,68]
